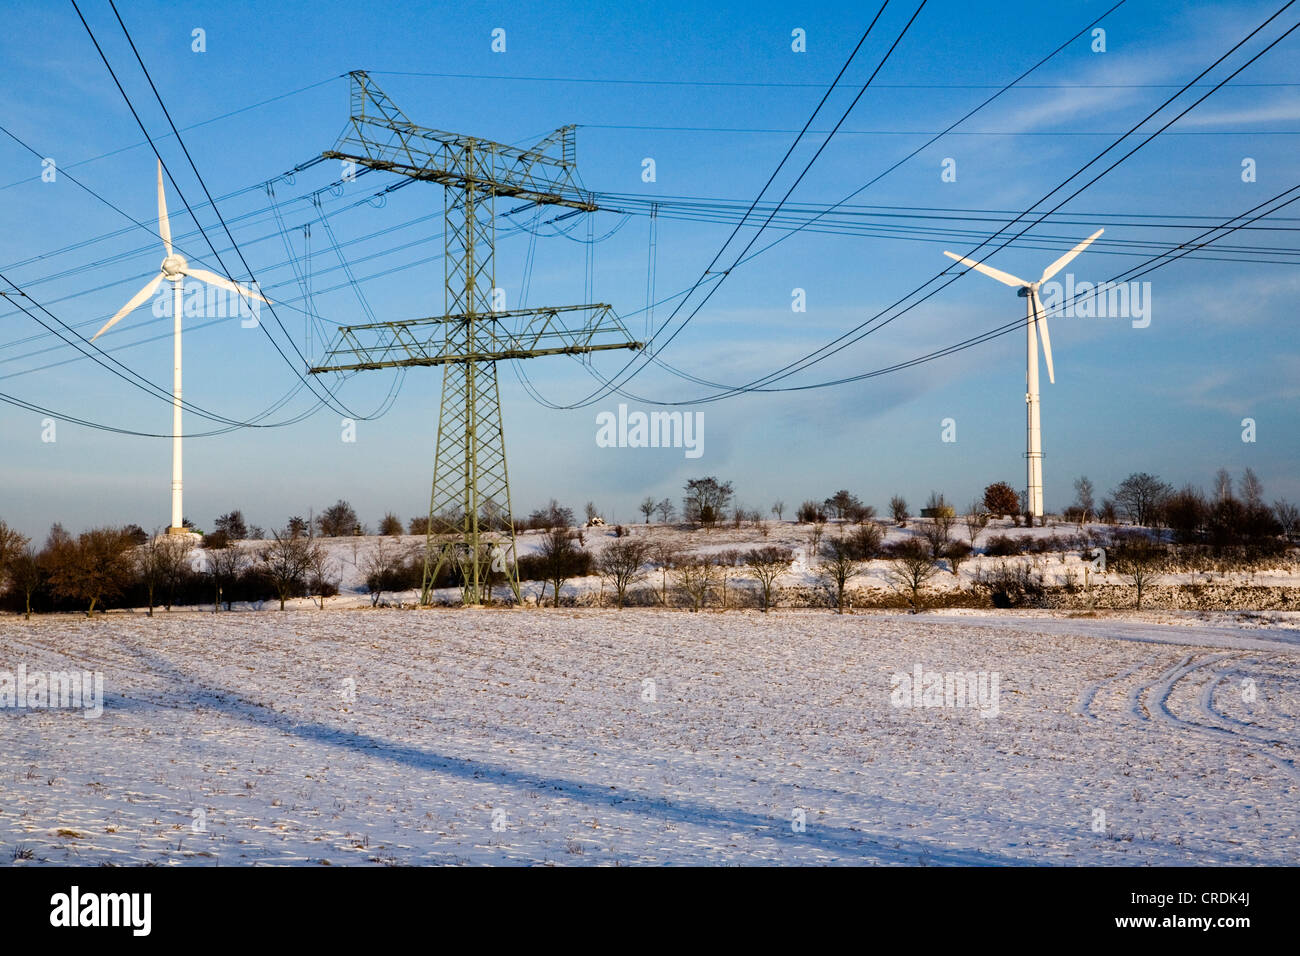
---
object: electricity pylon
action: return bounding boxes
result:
[309,71,640,605]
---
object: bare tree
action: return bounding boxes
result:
[538,527,585,607]
[528,499,574,530]
[8,547,41,619]
[1274,499,1299,541]
[209,542,249,611]
[920,494,955,560]
[0,521,31,614]
[824,490,863,521]
[46,527,136,616]
[945,541,972,576]
[817,536,861,613]
[307,546,339,609]
[983,482,1019,519]
[771,500,785,522]
[964,504,990,549]
[213,510,249,540]
[845,522,883,559]
[597,538,651,608]
[889,495,909,526]
[808,520,826,555]
[655,498,676,524]
[797,500,827,523]
[158,535,195,611]
[261,527,317,610]
[884,539,940,612]
[1240,468,1264,509]
[1112,473,1172,527]
[134,532,170,616]
[316,500,360,537]
[845,502,876,525]
[714,548,746,608]
[1111,535,1167,610]
[638,496,656,524]
[683,477,734,528]
[478,498,508,533]
[672,560,719,612]
[1213,468,1234,504]
[1072,476,1096,524]
[362,538,403,606]
[649,541,681,606]
[0,520,27,577]
[744,546,793,612]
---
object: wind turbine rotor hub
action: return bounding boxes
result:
[161,254,187,279]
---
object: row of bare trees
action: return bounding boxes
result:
[0,519,342,616]
[0,523,142,618]
[199,464,1299,548]
[510,519,953,612]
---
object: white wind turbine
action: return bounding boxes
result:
[91,159,268,535]
[942,228,1103,521]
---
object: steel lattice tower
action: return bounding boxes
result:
[310,71,640,605]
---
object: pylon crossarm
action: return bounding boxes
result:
[324,151,594,209]
[308,305,641,373]
[327,72,596,211]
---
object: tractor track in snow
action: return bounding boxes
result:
[1129,651,1300,784]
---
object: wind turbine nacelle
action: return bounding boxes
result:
[162,254,188,279]
[1016,287,1031,298]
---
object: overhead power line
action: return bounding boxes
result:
[0,77,339,195]
[372,69,1300,91]
[560,0,930,410]
[582,123,1300,137]
[553,0,1128,408]
[570,0,1297,407]
[69,0,366,421]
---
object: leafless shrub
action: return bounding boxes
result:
[260,527,319,610]
[597,538,651,608]
[744,546,793,612]
[817,536,862,613]
[672,560,720,612]
[209,541,250,611]
[883,539,940,612]
[649,541,682,606]
[964,505,990,549]
[972,561,1047,609]
[1110,532,1168,610]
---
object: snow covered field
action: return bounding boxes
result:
[2,608,1297,865]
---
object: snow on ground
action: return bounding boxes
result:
[2,607,1297,865]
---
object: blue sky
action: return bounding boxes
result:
[1,0,1297,538]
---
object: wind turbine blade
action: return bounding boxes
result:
[90,273,165,341]
[157,160,172,257]
[942,250,1028,288]
[1039,228,1104,283]
[183,268,270,304]
[1033,291,1055,384]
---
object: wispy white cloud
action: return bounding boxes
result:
[1179,93,1300,127]
[1164,355,1300,414]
